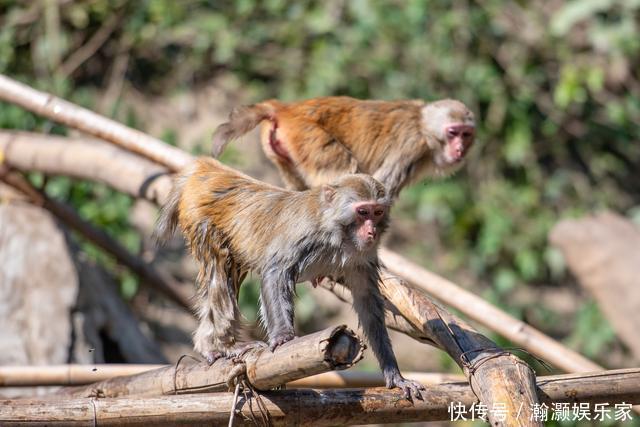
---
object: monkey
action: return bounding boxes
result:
[211,96,476,198]
[156,157,425,398]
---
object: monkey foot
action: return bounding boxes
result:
[202,350,225,365]
[269,332,295,351]
[226,341,268,362]
[386,373,426,401]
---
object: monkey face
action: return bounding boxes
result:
[322,174,390,252]
[422,100,476,169]
[352,201,387,250]
[443,123,475,164]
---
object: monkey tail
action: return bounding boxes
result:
[211,101,278,158]
[153,174,186,245]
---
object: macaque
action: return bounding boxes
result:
[156,158,424,398]
[212,96,476,197]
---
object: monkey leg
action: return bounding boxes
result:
[260,119,359,189]
[193,261,242,364]
[272,159,308,191]
[259,273,296,351]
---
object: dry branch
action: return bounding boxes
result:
[0,168,191,310]
[2,368,639,426]
[54,325,364,398]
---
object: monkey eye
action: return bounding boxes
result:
[374,209,384,217]
[357,208,369,216]
[447,128,459,137]
[462,131,473,138]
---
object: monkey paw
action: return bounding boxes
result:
[226,341,268,362]
[386,373,425,401]
[202,350,225,365]
[269,332,295,351]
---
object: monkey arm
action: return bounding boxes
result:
[348,267,425,399]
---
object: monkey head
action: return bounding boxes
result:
[321,174,390,252]
[422,99,476,170]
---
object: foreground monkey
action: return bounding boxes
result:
[156,158,424,398]
[212,96,476,197]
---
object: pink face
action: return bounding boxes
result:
[444,123,475,163]
[353,201,386,247]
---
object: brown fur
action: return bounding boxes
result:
[156,158,424,397]
[212,96,475,197]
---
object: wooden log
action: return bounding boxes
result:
[54,325,364,398]
[376,273,540,424]
[290,371,465,388]
[550,212,640,359]
[2,368,639,426]
[0,364,465,388]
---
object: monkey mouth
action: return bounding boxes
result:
[363,235,377,247]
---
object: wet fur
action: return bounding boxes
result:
[156,158,391,357]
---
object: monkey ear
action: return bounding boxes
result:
[322,185,337,203]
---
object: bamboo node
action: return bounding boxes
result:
[323,325,365,369]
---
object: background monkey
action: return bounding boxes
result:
[212,96,476,197]
[156,158,424,398]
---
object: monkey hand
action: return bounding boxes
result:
[269,332,296,351]
[385,371,425,401]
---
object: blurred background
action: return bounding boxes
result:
[0,0,639,423]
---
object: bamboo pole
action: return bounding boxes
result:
[0,364,465,388]
[54,325,364,398]
[0,168,192,311]
[2,369,639,426]
[0,75,191,171]
[0,365,164,387]
[379,248,602,373]
[0,131,172,205]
